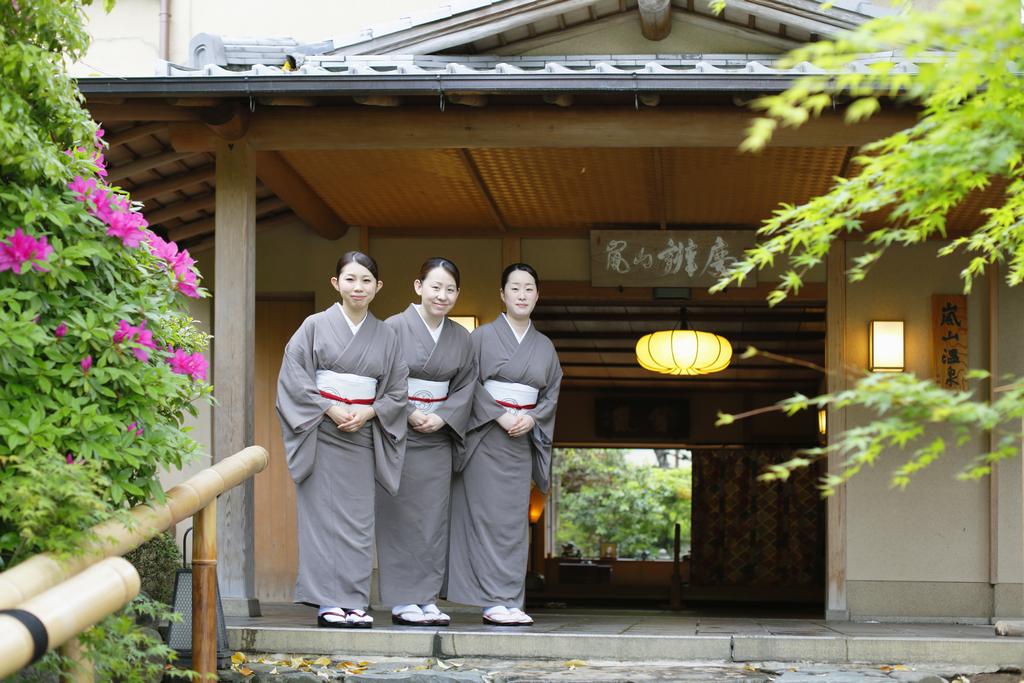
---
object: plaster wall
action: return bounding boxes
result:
[74,0,437,77]
[498,13,784,56]
[369,237,505,323]
[994,278,1024,615]
[843,242,994,619]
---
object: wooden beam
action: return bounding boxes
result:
[638,0,672,40]
[175,208,297,252]
[532,310,826,322]
[353,95,403,107]
[538,280,827,302]
[106,150,190,182]
[213,140,259,617]
[145,194,217,226]
[201,101,251,142]
[88,102,203,122]
[169,97,224,107]
[459,149,508,232]
[447,94,489,108]
[544,330,825,341]
[825,241,848,620]
[258,97,318,107]
[170,107,916,152]
[167,197,288,242]
[255,151,348,240]
[132,165,215,202]
[105,123,168,148]
[542,94,575,108]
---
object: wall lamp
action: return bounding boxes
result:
[869,320,904,373]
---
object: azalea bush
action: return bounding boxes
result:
[2,0,210,677]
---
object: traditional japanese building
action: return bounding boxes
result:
[78,0,1022,624]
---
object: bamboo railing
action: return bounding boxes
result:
[0,445,268,679]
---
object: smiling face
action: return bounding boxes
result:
[331,261,381,314]
[500,268,539,322]
[415,266,459,319]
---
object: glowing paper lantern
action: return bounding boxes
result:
[635,330,733,375]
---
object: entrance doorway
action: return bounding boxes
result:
[528,292,826,611]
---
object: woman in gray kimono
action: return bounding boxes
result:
[377,257,476,627]
[447,263,563,626]
[276,251,408,629]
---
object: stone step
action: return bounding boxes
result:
[227,625,1024,666]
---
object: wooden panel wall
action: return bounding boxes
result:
[254,297,314,603]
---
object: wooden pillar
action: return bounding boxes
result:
[825,242,848,620]
[214,140,260,617]
[638,0,672,40]
[192,500,218,678]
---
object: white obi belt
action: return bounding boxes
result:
[483,380,539,416]
[408,377,449,415]
[316,370,377,406]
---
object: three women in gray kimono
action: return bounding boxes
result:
[277,254,561,628]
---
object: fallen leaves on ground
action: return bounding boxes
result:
[565,659,588,670]
[231,652,247,665]
[879,664,911,672]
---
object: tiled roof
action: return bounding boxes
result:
[160,52,919,78]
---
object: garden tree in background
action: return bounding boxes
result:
[711,0,1024,490]
[555,449,691,558]
[1,0,209,678]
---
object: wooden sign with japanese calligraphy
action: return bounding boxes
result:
[590,230,758,288]
[932,294,967,391]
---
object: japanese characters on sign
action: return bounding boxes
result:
[590,230,757,288]
[932,294,967,391]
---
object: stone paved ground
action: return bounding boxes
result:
[216,653,1024,682]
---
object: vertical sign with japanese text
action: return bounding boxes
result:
[932,294,967,391]
[590,230,757,288]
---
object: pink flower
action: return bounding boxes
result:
[54,322,68,338]
[95,127,105,144]
[146,233,180,263]
[91,152,108,177]
[112,319,133,344]
[104,208,149,248]
[0,228,54,274]
[65,453,74,464]
[127,421,144,437]
[68,176,97,199]
[177,274,200,298]
[168,348,207,381]
[113,319,158,362]
[69,180,150,249]
[80,355,93,373]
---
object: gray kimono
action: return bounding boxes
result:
[376,304,476,606]
[276,303,408,607]
[446,316,562,608]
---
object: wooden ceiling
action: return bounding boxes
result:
[533,295,826,393]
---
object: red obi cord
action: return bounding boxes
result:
[409,395,448,403]
[495,399,536,410]
[319,390,374,405]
